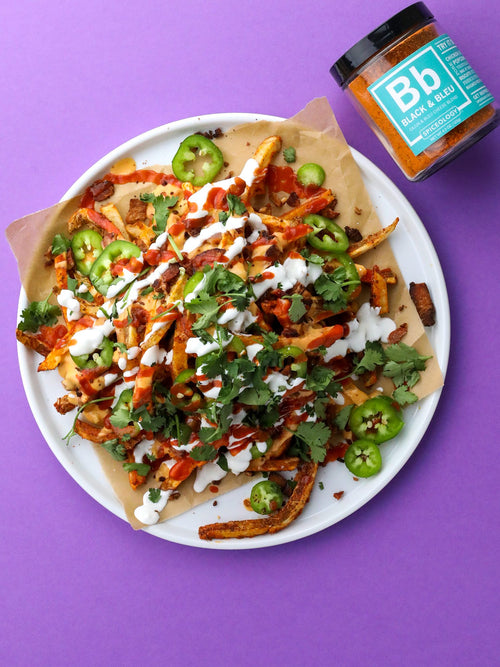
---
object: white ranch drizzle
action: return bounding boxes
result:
[133,489,171,525]
[252,256,323,299]
[57,289,82,321]
[323,302,397,362]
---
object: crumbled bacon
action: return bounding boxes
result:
[388,322,408,344]
[125,198,149,224]
[89,179,115,202]
[344,226,363,243]
[409,282,436,326]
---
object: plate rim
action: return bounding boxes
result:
[16,111,450,549]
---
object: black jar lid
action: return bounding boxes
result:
[330,2,434,88]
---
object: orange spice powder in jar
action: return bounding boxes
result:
[330,3,498,181]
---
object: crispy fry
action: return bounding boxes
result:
[342,378,370,405]
[246,457,300,472]
[243,135,282,202]
[280,189,336,220]
[409,281,436,326]
[370,266,389,314]
[198,462,318,540]
[348,217,399,258]
[16,329,52,357]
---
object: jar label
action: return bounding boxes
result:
[368,35,495,155]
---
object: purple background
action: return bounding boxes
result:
[1,1,498,664]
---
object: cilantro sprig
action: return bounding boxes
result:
[314,266,359,314]
[18,295,61,333]
[351,341,431,406]
[140,192,179,233]
[291,421,331,463]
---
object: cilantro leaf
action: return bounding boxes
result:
[294,421,331,463]
[392,385,419,406]
[189,444,218,461]
[217,453,229,471]
[226,194,247,216]
[100,439,127,461]
[334,405,354,431]
[353,341,385,375]
[300,248,325,265]
[314,269,350,314]
[187,293,220,331]
[305,366,335,392]
[148,488,162,503]
[382,343,432,407]
[123,462,151,476]
[287,293,306,323]
[18,295,61,333]
[52,233,71,256]
[283,147,296,163]
[140,192,179,233]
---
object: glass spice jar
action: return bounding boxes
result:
[330,2,498,181]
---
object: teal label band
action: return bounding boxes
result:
[368,35,494,155]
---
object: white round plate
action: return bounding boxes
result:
[17,113,450,549]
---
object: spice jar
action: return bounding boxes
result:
[330,2,498,181]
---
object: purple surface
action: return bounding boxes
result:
[1,0,498,664]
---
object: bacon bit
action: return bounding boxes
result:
[197,128,223,140]
[190,248,227,272]
[209,485,219,494]
[388,322,408,344]
[125,198,148,224]
[333,491,344,500]
[344,226,362,243]
[409,282,436,326]
[286,192,300,208]
[319,198,339,219]
[90,179,115,202]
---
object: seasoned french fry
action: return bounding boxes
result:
[348,218,399,258]
[198,462,318,540]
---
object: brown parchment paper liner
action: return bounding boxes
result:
[6,97,443,530]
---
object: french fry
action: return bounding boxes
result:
[198,462,318,540]
[348,218,399,258]
[280,190,336,220]
[370,266,389,314]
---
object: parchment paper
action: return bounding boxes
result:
[6,97,443,529]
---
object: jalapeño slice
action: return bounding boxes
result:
[71,336,114,370]
[249,480,284,515]
[71,229,103,276]
[305,214,349,254]
[297,162,326,187]
[349,396,404,444]
[344,439,382,478]
[172,134,224,187]
[88,240,142,296]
